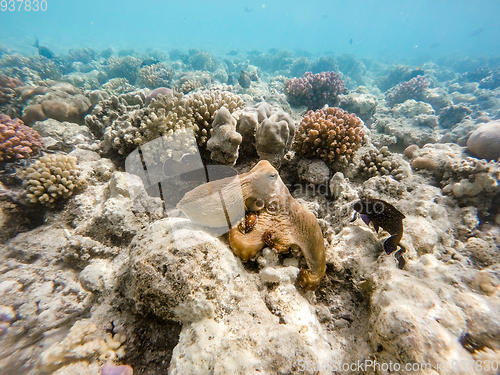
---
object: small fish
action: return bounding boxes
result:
[141,59,161,67]
[353,198,405,254]
[470,28,484,37]
[227,49,239,56]
[349,38,353,45]
[244,6,252,12]
[30,37,55,59]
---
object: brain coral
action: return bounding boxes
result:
[466,120,500,161]
[294,107,364,166]
[284,71,345,110]
[22,154,79,205]
[0,114,43,162]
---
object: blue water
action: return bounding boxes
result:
[1,0,500,60]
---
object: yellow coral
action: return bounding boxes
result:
[23,154,79,205]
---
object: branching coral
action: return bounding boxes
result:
[0,74,23,108]
[284,71,346,110]
[102,89,244,157]
[385,75,430,107]
[136,63,173,89]
[0,114,43,162]
[294,107,365,167]
[105,56,142,83]
[22,154,79,205]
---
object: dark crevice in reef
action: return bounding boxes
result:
[122,313,182,375]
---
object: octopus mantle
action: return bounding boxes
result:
[177,160,326,290]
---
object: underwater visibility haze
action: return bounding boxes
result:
[1,1,500,374]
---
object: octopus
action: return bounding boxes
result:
[177,160,326,290]
[352,198,405,254]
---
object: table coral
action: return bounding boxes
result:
[284,71,346,110]
[294,106,365,168]
[0,114,43,162]
[22,154,80,205]
[177,160,326,290]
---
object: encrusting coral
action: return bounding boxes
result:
[0,114,43,162]
[22,154,80,205]
[177,160,326,290]
[294,106,365,168]
[284,71,345,110]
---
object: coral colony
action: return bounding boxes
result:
[0,44,499,374]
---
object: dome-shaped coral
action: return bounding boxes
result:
[467,120,500,161]
[294,107,364,166]
[284,71,345,110]
[22,154,79,205]
[0,114,43,162]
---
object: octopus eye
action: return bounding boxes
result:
[268,173,277,179]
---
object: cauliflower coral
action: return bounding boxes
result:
[294,107,365,166]
[0,114,43,162]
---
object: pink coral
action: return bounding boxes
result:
[100,363,133,375]
[0,114,43,162]
[0,74,23,106]
[385,75,429,107]
[284,71,345,110]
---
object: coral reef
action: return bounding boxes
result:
[105,56,142,83]
[186,49,218,72]
[22,154,80,205]
[467,120,500,160]
[284,71,346,109]
[375,99,441,147]
[206,107,242,165]
[231,101,295,165]
[357,145,410,181]
[339,86,378,123]
[376,65,424,91]
[0,114,43,162]
[100,89,244,157]
[438,103,473,128]
[20,81,92,125]
[294,106,365,168]
[385,75,430,107]
[0,73,22,110]
[136,63,173,89]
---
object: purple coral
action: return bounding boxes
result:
[385,75,430,107]
[285,71,346,110]
[0,114,43,162]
